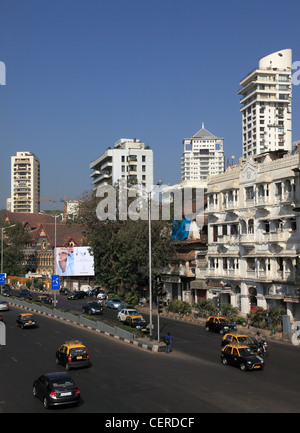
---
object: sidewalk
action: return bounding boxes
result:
[137,304,294,346]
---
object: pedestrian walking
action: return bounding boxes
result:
[165,332,172,353]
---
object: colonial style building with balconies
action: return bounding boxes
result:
[206,145,300,322]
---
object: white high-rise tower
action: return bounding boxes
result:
[181,123,225,188]
[10,151,40,213]
[238,49,292,158]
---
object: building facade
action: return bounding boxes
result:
[206,147,300,322]
[10,151,40,213]
[90,138,154,191]
[3,211,85,281]
[238,49,292,158]
[181,124,225,187]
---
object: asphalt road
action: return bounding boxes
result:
[1,293,300,413]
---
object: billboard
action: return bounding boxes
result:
[54,247,95,277]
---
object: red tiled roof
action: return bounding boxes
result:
[3,211,59,229]
[3,211,85,247]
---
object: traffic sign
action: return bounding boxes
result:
[52,275,59,290]
[0,274,5,285]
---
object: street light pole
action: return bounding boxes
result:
[39,212,61,306]
[52,213,62,308]
[122,180,162,339]
[147,180,162,339]
[148,193,153,337]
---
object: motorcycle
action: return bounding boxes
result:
[256,340,268,357]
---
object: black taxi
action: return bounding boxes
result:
[124,315,150,333]
[16,313,37,329]
[221,343,264,371]
[221,332,257,351]
[205,315,236,335]
[55,340,90,370]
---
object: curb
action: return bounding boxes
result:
[7,299,166,353]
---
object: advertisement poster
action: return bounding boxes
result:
[54,247,95,277]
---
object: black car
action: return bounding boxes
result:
[124,316,150,333]
[17,289,33,300]
[16,313,37,328]
[33,372,80,409]
[221,344,264,371]
[82,301,103,315]
[88,287,104,297]
[67,290,87,300]
[59,287,71,295]
[56,341,90,370]
[1,284,11,296]
[205,315,236,335]
[2,288,12,297]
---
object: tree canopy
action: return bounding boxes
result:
[76,190,175,291]
[1,222,32,275]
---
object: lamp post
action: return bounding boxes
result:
[123,180,162,338]
[146,181,162,338]
[39,212,62,306]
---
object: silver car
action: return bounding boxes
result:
[0,300,9,311]
[106,298,123,309]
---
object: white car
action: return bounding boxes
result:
[0,300,9,311]
[117,308,142,322]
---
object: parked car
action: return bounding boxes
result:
[2,287,12,297]
[17,292,33,301]
[117,308,141,322]
[59,287,71,295]
[88,287,102,297]
[55,340,90,370]
[106,298,123,309]
[82,301,103,315]
[221,343,264,371]
[33,372,80,409]
[1,284,11,296]
[123,315,150,333]
[37,294,53,304]
[16,313,37,328]
[67,290,87,300]
[205,315,236,335]
[0,300,9,311]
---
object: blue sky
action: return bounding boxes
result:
[1,0,300,210]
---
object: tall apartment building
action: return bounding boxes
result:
[90,138,154,191]
[181,124,225,187]
[238,49,292,158]
[10,151,40,213]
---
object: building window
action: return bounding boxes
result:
[245,186,254,200]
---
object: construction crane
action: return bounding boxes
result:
[19,195,79,221]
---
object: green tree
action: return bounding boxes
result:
[1,222,32,275]
[75,190,176,292]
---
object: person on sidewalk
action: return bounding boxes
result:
[165,333,172,353]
